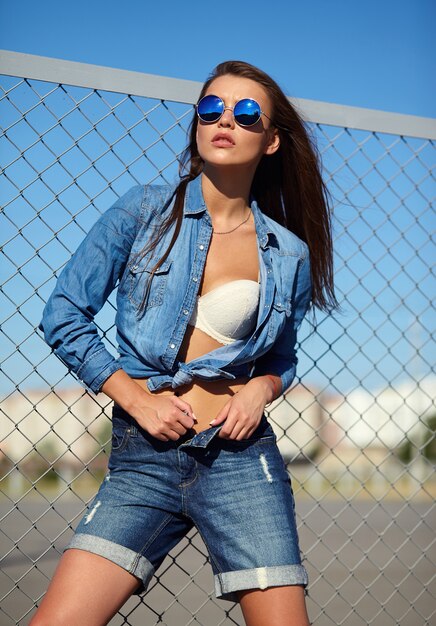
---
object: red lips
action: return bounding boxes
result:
[211,133,235,146]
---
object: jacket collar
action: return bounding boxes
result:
[184,174,277,250]
[183,174,207,215]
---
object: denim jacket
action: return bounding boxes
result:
[39,174,312,395]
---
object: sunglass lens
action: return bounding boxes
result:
[197,95,224,122]
[234,99,261,126]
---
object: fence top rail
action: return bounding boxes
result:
[1,49,435,140]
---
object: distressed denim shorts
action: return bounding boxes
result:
[67,404,308,601]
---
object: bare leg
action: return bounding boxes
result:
[238,585,310,626]
[29,549,141,626]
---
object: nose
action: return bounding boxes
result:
[218,106,235,128]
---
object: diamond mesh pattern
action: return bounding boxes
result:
[0,64,435,626]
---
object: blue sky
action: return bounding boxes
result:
[0,0,435,117]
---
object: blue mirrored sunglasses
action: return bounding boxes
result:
[196,94,273,128]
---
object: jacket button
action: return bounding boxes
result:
[183,309,189,315]
[193,277,198,282]
[199,244,204,250]
[170,343,176,349]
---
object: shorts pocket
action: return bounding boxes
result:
[111,419,132,453]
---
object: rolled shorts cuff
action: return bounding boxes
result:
[66,533,154,591]
[214,564,309,602]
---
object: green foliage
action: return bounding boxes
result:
[397,412,436,464]
[422,414,436,461]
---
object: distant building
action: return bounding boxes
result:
[267,384,324,462]
[0,388,111,466]
[321,375,436,450]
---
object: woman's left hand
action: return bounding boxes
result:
[210,377,275,440]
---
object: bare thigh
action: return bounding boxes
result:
[29,549,140,626]
[238,585,310,626]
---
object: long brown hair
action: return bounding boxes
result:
[136,60,337,313]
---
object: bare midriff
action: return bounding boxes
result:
[133,323,250,433]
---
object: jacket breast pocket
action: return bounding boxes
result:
[268,299,291,338]
[127,259,172,311]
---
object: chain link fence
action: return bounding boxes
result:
[0,51,435,625]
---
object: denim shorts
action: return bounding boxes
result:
[67,404,308,602]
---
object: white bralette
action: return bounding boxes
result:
[188,279,260,345]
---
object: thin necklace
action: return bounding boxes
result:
[212,209,252,235]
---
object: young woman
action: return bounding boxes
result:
[32,60,336,626]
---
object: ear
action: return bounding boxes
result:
[264,127,280,156]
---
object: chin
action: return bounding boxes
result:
[201,151,258,168]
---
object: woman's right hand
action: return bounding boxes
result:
[101,369,196,441]
[130,393,197,441]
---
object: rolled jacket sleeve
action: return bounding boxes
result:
[39,185,145,393]
[253,252,312,393]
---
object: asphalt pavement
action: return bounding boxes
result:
[1,497,434,625]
